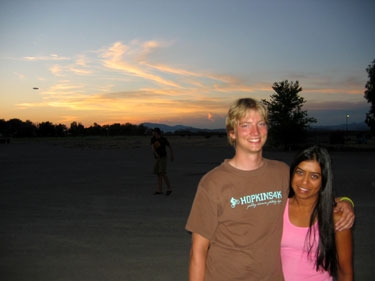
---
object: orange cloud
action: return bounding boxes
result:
[207,113,215,122]
[101,41,181,88]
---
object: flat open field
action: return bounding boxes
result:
[1,136,374,280]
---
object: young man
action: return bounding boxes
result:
[151,128,174,195]
[185,98,354,281]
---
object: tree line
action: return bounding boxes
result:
[0,119,148,138]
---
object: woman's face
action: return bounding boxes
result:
[291,160,322,201]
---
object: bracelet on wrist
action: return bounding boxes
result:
[340,196,355,208]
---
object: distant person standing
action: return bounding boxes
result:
[151,128,174,195]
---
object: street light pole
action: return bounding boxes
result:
[346,114,350,132]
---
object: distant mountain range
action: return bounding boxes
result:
[141,123,225,133]
[311,122,368,131]
[142,122,369,133]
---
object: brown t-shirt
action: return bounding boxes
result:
[186,158,289,281]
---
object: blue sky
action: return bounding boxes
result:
[0,0,374,129]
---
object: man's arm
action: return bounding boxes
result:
[334,197,355,231]
[151,144,159,158]
[334,213,354,281]
[167,143,174,161]
[189,233,209,281]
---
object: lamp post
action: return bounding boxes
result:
[346,114,350,132]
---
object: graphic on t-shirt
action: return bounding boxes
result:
[230,190,282,209]
[153,141,160,148]
[230,197,241,208]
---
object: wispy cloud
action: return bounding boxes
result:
[100,41,181,88]
[13,72,24,79]
[304,85,364,96]
[23,54,70,61]
[305,100,368,111]
[50,65,63,76]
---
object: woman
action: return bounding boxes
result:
[281,145,353,280]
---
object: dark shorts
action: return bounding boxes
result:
[153,157,167,175]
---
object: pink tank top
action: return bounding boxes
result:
[281,200,332,281]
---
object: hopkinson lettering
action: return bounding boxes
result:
[240,191,282,205]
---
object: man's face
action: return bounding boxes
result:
[229,109,268,154]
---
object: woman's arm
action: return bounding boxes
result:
[334,213,354,281]
[189,233,210,281]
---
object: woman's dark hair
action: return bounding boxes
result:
[289,145,337,276]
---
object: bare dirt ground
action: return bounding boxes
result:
[0,136,374,280]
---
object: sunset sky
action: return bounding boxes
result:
[0,0,374,129]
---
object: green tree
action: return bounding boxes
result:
[38,121,56,137]
[69,121,85,136]
[262,80,317,149]
[364,59,375,133]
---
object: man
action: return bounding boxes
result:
[185,98,354,281]
[151,128,174,195]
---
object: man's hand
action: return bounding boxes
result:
[334,199,355,231]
